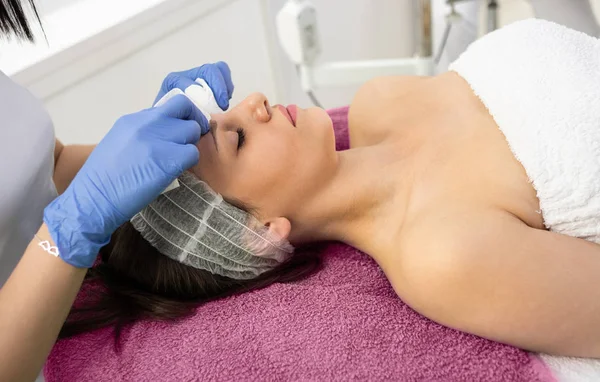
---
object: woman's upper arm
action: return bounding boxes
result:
[402,211,600,358]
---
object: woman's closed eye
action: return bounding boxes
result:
[236,127,246,150]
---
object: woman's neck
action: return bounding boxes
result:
[288,142,415,256]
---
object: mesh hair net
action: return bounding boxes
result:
[131,172,294,280]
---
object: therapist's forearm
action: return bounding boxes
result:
[53,144,95,194]
[0,224,87,382]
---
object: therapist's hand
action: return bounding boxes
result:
[44,95,204,268]
[155,61,235,110]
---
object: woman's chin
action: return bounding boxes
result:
[313,108,335,144]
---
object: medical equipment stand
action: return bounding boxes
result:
[276,0,434,103]
[448,0,498,32]
[435,0,498,65]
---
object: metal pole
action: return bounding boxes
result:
[487,0,498,32]
[418,0,433,57]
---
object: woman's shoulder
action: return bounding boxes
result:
[389,205,532,311]
[394,206,524,290]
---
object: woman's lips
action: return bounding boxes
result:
[276,104,294,126]
[286,105,297,126]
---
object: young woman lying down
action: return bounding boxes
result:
[61,19,600,358]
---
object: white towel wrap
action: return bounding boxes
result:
[450,19,600,244]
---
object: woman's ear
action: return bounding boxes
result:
[265,217,291,240]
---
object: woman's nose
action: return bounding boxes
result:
[244,92,271,123]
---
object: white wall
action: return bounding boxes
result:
[36,0,79,14]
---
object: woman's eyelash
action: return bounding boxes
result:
[236,127,246,149]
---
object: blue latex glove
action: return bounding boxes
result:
[154,61,235,111]
[44,95,205,268]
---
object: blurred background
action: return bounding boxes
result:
[1,0,599,144]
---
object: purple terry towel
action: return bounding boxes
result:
[45,107,555,382]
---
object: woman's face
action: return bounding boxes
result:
[190,92,336,221]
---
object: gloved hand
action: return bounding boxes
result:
[44,95,205,268]
[155,61,235,111]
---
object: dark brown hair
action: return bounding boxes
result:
[0,0,42,41]
[59,221,320,344]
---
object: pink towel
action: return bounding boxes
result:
[45,107,555,382]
